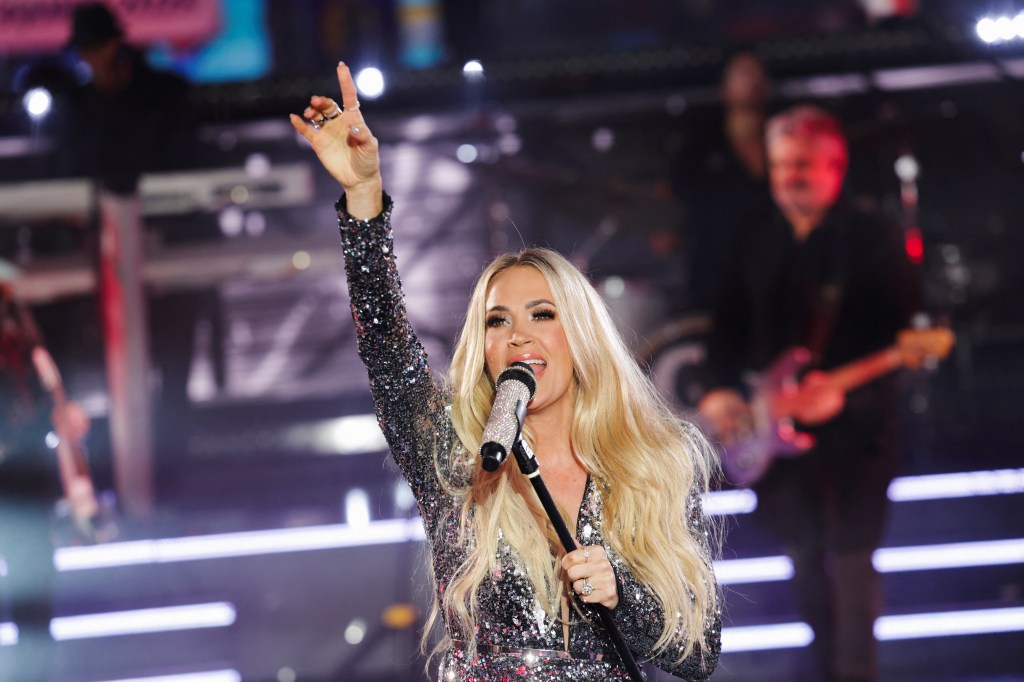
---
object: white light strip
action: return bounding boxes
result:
[92,672,241,682]
[721,622,814,652]
[714,556,793,585]
[722,606,1024,653]
[55,518,426,571]
[873,62,1001,91]
[875,606,1024,640]
[874,538,1024,572]
[49,603,236,641]
[0,622,17,646]
[703,489,758,516]
[888,468,1024,501]
[715,538,1024,585]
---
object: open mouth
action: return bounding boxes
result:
[512,357,546,378]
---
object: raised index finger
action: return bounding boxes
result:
[336,62,361,116]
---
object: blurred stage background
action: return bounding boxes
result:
[0,0,1022,680]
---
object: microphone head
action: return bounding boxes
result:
[496,361,537,398]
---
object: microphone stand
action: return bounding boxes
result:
[507,401,645,682]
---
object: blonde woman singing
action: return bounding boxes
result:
[290,63,721,682]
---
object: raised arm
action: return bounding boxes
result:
[289,64,455,503]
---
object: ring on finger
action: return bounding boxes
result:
[581,578,593,597]
[583,549,591,561]
[325,106,342,120]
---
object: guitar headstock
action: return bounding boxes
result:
[896,328,955,369]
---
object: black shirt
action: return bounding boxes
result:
[706,199,920,459]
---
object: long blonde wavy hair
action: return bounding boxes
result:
[425,247,719,664]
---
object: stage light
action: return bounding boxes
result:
[976,14,1024,43]
[344,618,367,644]
[888,468,1024,501]
[722,607,1024,653]
[977,18,998,42]
[49,602,236,640]
[721,622,814,652]
[904,227,924,264]
[94,671,241,682]
[394,479,416,513]
[875,606,1024,640]
[713,556,794,585]
[55,519,428,570]
[0,622,16,646]
[345,488,371,528]
[497,133,522,156]
[356,67,385,99]
[873,538,1024,572]
[218,206,244,237]
[463,60,484,81]
[313,414,388,455]
[245,153,271,178]
[23,87,52,120]
[456,144,478,163]
[894,154,919,182]
[244,210,266,237]
[291,250,311,270]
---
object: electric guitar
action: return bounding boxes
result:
[31,346,100,539]
[720,328,955,488]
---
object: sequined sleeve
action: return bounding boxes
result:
[607,490,722,680]
[336,192,457,512]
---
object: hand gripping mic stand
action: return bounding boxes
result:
[506,399,645,682]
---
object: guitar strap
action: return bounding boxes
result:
[805,209,850,367]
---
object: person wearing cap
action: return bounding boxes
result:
[60,2,196,193]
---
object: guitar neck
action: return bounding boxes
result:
[826,346,905,394]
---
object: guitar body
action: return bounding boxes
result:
[717,328,954,488]
[721,347,813,488]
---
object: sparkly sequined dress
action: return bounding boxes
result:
[338,194,721,681]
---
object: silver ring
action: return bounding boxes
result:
[581,578,593,597]
[325,106,342,120]
[583,549,591,561]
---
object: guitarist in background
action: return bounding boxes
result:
[0,283,91,680]
[698,105,920,682]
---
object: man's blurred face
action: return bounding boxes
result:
[768,134,846,219]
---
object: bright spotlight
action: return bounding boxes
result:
[355,67,385,99]
[977,18,998,43]
[463,60,484,81]
[1015,13,1024,38]
[894,154,920,183]
[996,16,1016,41]
[456,144,478,163]
[23,87,53,120]
[344,618,367,645]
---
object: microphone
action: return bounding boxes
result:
[480,362,537,472]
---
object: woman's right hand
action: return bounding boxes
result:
[289,62,382,220]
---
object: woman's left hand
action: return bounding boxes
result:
[562,545,619,610]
